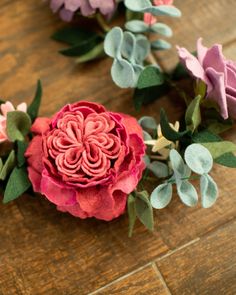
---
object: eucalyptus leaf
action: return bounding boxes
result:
[150,183,172,209]
[169,149,186,178]
[177,180,198,207]
[125,20,149,33]
[143,130,152,141]
[134,35,150,64]
[137,66,164,89]
[135,191,154,231]
[121,31,136,61]
[127,194,136,237]
[111,58,135,88]
[27,80,42,122]
[0,150,16,181]
[6,111,31,142]
[200,174,218,208]
[184,144,213,175]
[185,95,202,132]
[104,27,123,58]
[151,39,171,50]
[151,23,172,37]
[148,161,169,178]
[138,116,157,130]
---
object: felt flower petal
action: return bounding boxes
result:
[31,117,51,134]
[197,38,208,65]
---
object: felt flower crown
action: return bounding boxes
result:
[1,38,236,236]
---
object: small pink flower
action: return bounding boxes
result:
[177,38,236,119]
[143,0,174,25]
[0,101,27,143]
[25,101,145,221]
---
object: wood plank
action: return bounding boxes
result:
[92,265,169,295]
[156,219,236,295]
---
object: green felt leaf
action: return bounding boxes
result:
[151,23,172,37]
[59,34,103,57]
[125,20,148,33]
[150,183,172,209]
[3,166,31,204]
[0,158,3,171]
[6,111,31,142]
[147,161,169,178]
[207,121,233,134]
[215,152,236,168]
[127,194,136,237]
[111,58,135,88]
[135,191,154,231]
[177,180,198,207]
[104,27,123,58]
[137,66,164,89]
[139,116,157,130]
[200,174,218,208]
[160,108,188,141]
[0,150,16,181]
[184,144,213,175]
[151,39,171,51]
[201,141,236,159]
[27,80,42,122]
[185,95,202,132]
[17,141,28,167]
[75,43,104,63]
[133,82,170,111]
[51,27,94,46]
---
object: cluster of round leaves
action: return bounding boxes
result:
[150,144,218,209]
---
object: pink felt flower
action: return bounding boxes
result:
[25,101,145,221]
[50,0,117,22]
[143,0,174,25]
[0,101,27,143]
[177,38,236,119]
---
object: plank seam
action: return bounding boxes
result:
[152,262,172,295]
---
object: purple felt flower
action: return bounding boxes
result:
[50,0,117,22]
[177,38,236,119]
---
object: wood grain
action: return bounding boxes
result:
[0,0,236,294]
[156,219,236,295]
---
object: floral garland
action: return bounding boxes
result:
[0,1,235,236]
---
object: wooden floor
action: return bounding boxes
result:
[0,0,236,294]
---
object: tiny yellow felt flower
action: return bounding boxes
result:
[145,121,180,159]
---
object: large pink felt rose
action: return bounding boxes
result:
[177,38,236,119]
[25,101,145,221]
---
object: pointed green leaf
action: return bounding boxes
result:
[135,191,154,231]
[3,166,31,204]
[6,111,31,142]
[0,150,15,180]
[127,194,136,237]
[137,66,164,89]
[185,95,202,132]
[27,80,42,122]
[200,174,218,208]
[75,43,104,63]
[200,141,236,159]
[17,141,28,167]
[150,183,172,209]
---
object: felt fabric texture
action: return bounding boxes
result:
[177,38,236,119]
[50,0,117,21]
[25,101,145,221]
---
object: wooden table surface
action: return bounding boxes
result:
[0,0,236,294]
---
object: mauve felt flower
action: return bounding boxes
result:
[0,101,27,143]
[177,38,236,119]
[144,0,174,25]
[50,0,117,22]
[25,101,145,221]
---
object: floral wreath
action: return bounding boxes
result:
[1,0,235,237]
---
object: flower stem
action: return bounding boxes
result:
[96,14,110,33]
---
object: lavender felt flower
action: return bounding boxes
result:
[177,38,236,120]
[50,0,117,22]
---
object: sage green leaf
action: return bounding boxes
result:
[111,58,135,88]
[177,180,198,207]
[133,64,144,85]
[3,166,31,204]
[200,141,236,159]
[148,161,169,178]
[169,149,186,177]
[184,144,213,175]
[139,116,157,130]
[17,141,28,167]
[75,43,104,63]
[121,31,136,61]
[185,95,202,132]
[207,121,233,134]
[0,150,15,180]
[150,183,172,209]
[200,174,218,208]
[124,0,152,11]
[160,108,188,141]
[134,35,150,64]
[143,130,152,141]
[6,111,31,142]
[125,20,149,33]
[215,152,236,168]
[137,66,164,89]
[27,80,42,122]
[127,194,136,237]
[143,155,150,166]
[151,39,171,50]
[151,23,172,37]
[0,158,3,171]
[192,129,221,143]
[104,27,123,58]
[135,191,154,231]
